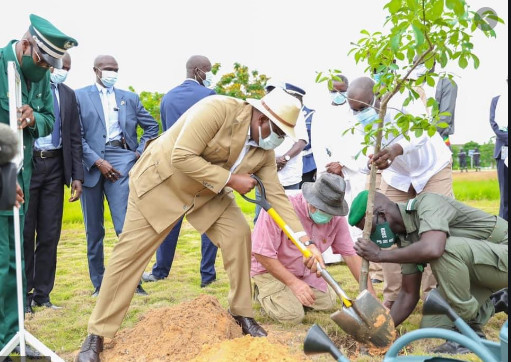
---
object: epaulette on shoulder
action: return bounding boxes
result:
[405,198,418,213]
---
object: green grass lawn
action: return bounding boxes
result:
[22,174,506,361]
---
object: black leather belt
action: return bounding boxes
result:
[105,139,125,148]
[33,149,62,158]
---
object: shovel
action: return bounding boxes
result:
[242,175,395,347]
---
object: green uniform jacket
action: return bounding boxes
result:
[0,40,55,215]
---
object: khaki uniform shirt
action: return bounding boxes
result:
[397,193,508,275]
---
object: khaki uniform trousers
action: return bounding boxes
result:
[253,273,337,325]
[379,162,453,304]
[88,190,253,338]
[421,235,508,330]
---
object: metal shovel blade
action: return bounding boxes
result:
[331,290,395,347]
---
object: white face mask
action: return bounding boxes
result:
[100,70,118,88]
[258,121,285,150]
[50,68,68,84]
[202,71,215,89]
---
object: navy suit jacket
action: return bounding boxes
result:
[160,79,216,131]
[75,85,159,187]
[490,95,508,159]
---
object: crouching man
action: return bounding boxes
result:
[349,190,508,354]
[251,173,374,324]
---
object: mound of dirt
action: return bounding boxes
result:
[101,294,243,361]
[190,335,305,361]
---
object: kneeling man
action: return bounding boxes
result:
[251,173,374,325]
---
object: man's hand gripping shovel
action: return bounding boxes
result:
[241,175,394,347]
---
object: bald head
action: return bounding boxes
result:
[186,55,211,77]
[332,75,349,92]
[94,55,117,69]
[347,77,375,112]
[62,53,71,71]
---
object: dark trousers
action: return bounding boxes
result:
[151,217,218,283]
[300,169,316,187]
[496,158,508,221]
[23,153,64,304]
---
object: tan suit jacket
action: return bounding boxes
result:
[129,95,305,236]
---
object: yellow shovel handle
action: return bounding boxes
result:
[267,208,312,258]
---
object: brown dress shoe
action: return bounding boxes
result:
[229,311,267,337]
[76,334,103,362]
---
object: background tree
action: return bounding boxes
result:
[319,0,502,291]
[130,86,164,137]
[212,62,270,100]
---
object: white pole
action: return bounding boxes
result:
[13,205,26,357]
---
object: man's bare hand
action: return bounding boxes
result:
[369,144,403,170]
[354,237,382,262]
[289,279,316,307]
[17,105,35,129]
[69,180,83,202]
[303,243,325,277]
[15,182,24,208]
[326,162,344,177]
[226,174,257,194]
[96,159,122,182]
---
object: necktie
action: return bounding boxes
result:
[51,83,61,148]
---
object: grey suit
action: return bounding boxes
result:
[435,77,458,138]
[75,84,158,288]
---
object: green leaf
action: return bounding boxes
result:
[426,75,435,87]
[315,72,323,83]
[386,0,402,13]
[415,128,424,138]
[437,122,449,128]
[428,125,437,137]
[412,23,424,47]
[472,53,480,69]
[458,55,468,69]
[429,0,444,20]
[391,33,401,52]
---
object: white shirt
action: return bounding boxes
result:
[274,111,309,187]
[379,98,452,193]
[311,102,367,242]
[96,84,122,143]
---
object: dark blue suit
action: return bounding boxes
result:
[76,85,158,288]
[152,79,218,284]
[490,95,508,220]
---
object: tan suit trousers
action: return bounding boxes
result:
[88,189,253,338]
[253,273,336,325]
[379,162,453,303]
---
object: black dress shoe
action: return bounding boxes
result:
[14,344,42,358]
[430,340,471,354]
[490,287,508,314]
[76,334,103,362]
[24,304,34,314]
[135,284,148,296]
[91,287,100,297]
[229,311,267,337]
[32,300,63,310]
[200,279,216,288]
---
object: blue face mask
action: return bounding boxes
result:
[258,121,285,150]
[372,72,383,83]
[331,92,347,105]
[50,68,68,84]
[309,208,333,224]
[100,70,118,88]
[355,98,378,126]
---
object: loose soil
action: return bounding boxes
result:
[99,295,303,361]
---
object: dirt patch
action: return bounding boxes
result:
[191,335,305,361]
[100,294,302,361]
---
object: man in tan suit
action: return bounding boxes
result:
[76,88,326,362]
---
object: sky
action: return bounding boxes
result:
[2,0,508,145]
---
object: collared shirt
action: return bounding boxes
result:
[396,192,504,275]
[251,192,356,292]
[274,111,309,186]
[34,82,62,151]
[379,99,452,193]
[95,83,122,143]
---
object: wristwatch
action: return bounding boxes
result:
[284,154,291,161]
[303,240,315,247]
